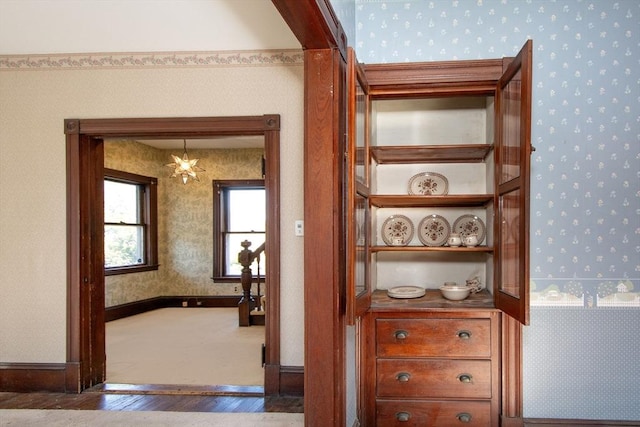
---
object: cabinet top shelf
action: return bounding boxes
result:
[371,245,493,253]
[370,289,496,312]
[371,144,493,164]
[370,194,493,207]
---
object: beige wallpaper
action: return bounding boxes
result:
[0,50,305,366]
[104,140,264,306]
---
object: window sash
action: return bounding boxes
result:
[213,180,265,281]
[104,168,158,275]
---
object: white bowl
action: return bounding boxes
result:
[439,286,471,301]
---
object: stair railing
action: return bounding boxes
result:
[237,240,265,326]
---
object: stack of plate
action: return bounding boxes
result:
[387,286,426,299]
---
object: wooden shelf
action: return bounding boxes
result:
[371,245,493,253]
[371,144,493,164]
[370,194,493,208]
[370,289,497,311]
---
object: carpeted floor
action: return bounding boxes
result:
[0,410,303,426]
[106,308,265,386]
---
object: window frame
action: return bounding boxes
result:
[104,168,159,276]
[212,179,266,282]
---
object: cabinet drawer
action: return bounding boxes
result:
[377,359,491,399]
[376,318,491,358]
[377,399,492,426]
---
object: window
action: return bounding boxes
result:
[213,180,265,281]
[104,169,158,275]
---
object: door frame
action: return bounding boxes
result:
[64,115,281,393]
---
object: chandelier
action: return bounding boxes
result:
[166,139,204,184]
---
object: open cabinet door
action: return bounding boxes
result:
[495,40,533,325]
[346,47,371,325]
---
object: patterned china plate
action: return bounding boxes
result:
[381,215,414,246]
[452,214,486,245]
[408,172,449,196]
[387,286,426,299]
[417,214,451,247]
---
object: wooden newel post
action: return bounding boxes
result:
[238,240,256,326]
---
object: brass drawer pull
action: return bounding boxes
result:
[457,330,471,340]
[458,373,473,383]
[396,411,411,422]
[457,412,472,423]
[394,330,408,340]
[396,372,411,382]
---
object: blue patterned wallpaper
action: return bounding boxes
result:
[333,0,640,420]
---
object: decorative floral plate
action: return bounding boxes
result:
[381,215,414,246]
[387,286,426,299]
[408,172,449,196]
[452,214,486,245]
[417,214,451,246]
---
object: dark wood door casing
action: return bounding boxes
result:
[272,1,351,426]
[65,115,281,393]
[272,0,347,54]
[302,48,347,427]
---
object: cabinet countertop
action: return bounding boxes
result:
[370,289,496,312]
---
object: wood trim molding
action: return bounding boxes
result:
[264,124,282,388]
[0,362,304,396]
[502,416,525,427]
[278,366,304,396]
[72,115,281,138]
[271,0,346,55]
[363,59,504,98]
[270,2,347,425]
[0,363,68,393]
[104,296,246,322]
[503,314,524,421]
[364,59,504,87]
[303,48,346,427]
[65,115,282,394]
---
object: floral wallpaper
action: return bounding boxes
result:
[104,140,264,307]
[332,0,640,420]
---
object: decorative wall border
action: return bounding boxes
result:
[0,49,304,71]
[530,278,639,309]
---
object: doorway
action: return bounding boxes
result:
[64,115,282,394]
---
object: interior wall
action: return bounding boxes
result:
[104,141,264,307]
[0,50,305,367]
[0,0,300,55]
[350,0,639,421]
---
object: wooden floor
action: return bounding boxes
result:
[0,384,304,413]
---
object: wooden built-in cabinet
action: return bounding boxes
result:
[347,41,533,425]
[366,290,500,426]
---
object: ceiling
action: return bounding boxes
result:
[0,0,300,150]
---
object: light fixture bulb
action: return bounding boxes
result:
[166,140,204,184]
